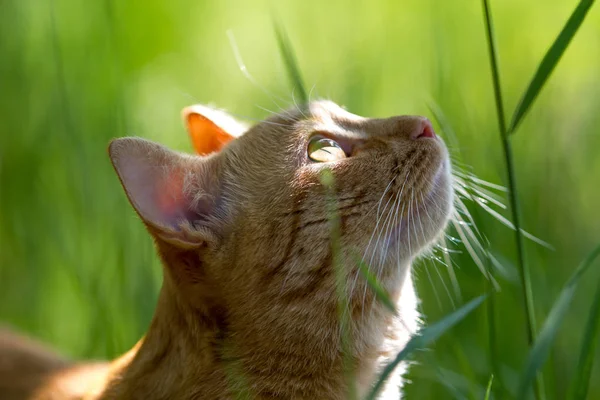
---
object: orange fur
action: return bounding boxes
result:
[0,101,453,399]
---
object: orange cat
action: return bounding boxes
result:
[0,101,453,399]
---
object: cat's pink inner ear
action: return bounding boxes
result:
[109,138,199,232]
[154,168,192,225]
[182,105,247,156]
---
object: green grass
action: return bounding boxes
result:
[2,0,600,399]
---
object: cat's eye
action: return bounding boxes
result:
[307,136,347,163]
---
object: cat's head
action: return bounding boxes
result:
[109,100,452,315]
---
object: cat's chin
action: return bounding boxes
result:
[385,159,452,258]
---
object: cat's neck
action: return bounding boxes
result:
[99,264,418,400]
[98,275,227,398]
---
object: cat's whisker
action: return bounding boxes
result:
[377,172,410,271]
[424,262,443,310]
[227,30,292,111]
[418,191,458,308]
[363,179,398,264]
[453,196,484,238]
[366,193,399,321]
[435,244,462,254]
[252,105,300,127]
[348,175,397,308]
[453,169,508,192]
[307,83,317,104]
[363,188,400,315]
[359,170,411,321]
[451,212,501,291]
[290,88,309,120]
[432,258,456,309]
[454,175,506,208]
[359,177,395,258]
[453,173,554,250]
[473,194,554,250]
[413,190,444,310]
[440,237,463,303]
[417,187,466,300]
[407,188,414,260]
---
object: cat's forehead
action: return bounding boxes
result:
[308,100,365,124]
[259,100,367,137]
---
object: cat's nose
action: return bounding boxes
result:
[386,116,437,141]
[413,118,436,140]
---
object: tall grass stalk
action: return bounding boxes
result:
[428,102,502,395]
[568,243,600,400]
[508,0,596,134]
[321,169,358,400]
[480,1,542,398]
[484,375,494,400]
[517,243,600,399]
[364,295,487,400]
[273,21,308,105]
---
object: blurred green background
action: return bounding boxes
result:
[1,0,599,398]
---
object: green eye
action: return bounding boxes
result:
[307,136,347,163]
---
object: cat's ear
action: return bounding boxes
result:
[182,105,247,155]
[108,137,221,248]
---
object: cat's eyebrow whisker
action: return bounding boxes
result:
[176,90,202,104]
[254,104,303,126]
[290,88,308,120]
[254,104,281,116]
[227,29,291,111]
[307,83,317,104]
[253,106,298,127]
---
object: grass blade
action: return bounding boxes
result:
[568,243,600,400]
[480,1,543,398]
[321,169,358,400]
[517,243,600,399]
[484,375,494,400]
[364,295,487,400]
[273,21,308,105]
[508,0,595,134]
[353,254,396,315]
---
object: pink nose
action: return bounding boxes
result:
[413,119,436,140]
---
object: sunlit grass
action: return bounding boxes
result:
[1,1,600,399]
